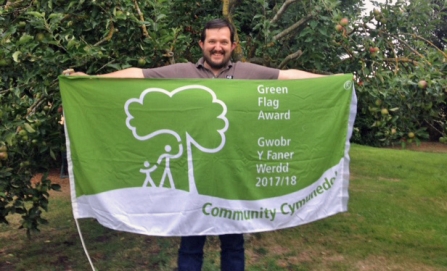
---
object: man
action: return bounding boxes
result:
[66,18,326,271]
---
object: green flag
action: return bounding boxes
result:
[59,75,356,236]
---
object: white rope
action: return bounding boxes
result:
[74,218,97,271]
[63,117,97,271]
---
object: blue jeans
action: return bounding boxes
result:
[178,234,245,271]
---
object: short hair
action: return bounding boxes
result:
[200,19,236,43]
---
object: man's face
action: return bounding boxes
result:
[199,27,236,71]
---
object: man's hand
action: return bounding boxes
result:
[278,69,326,80]
[62,69,88,76]
[62,68,144,78]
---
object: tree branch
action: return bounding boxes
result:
[278,50,302,69]
[394,36,432,66]
[383,39,399,75]
[222,0,244,61]
[411,34,447,58]
[270,0,300,24]
[163,50,175,64]
[382,57,418,65]
[94,22,114,46]
[222,0,230,17]
[26,97,48,117]
[133,0,149,38]
[272,13,313,42]
[425,119,444,136]
[5,0,24,10]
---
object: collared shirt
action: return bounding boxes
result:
[142,58,279,80]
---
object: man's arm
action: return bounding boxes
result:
[278,69,326,80]
[63,68,144,78]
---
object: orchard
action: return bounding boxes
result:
[0,0,446,234]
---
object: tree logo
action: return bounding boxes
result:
[344,80,353,90]
[124,85,229,194]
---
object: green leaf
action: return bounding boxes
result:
[17,34,34,45]
[23,123,36,133]
[48,13,63,19]
[5,133,16,146]
[299,28,312,38]
[106,63,122,70]
[304,37,314,43]
[66,39,79,49]
[12,51,22,63]
[156,14,167,21]
[318,28,327,35]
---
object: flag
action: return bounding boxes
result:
[59,74,356,236]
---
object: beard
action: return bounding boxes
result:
[203,50,231,70]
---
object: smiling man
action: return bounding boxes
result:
[200,25,234,73]
[68,20,324,81]
[65,18,327,271]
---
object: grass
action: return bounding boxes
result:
[0,144,446,271]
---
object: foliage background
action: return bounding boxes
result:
[0,0,446,232]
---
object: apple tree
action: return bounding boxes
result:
[338,0,447,146]
[225,0,446,146]
[0,0,196,235]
